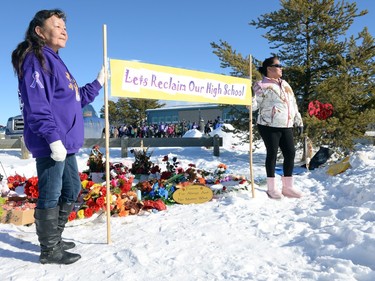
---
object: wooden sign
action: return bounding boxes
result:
[173,184,213,204]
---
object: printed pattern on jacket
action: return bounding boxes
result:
[252,77,303,128]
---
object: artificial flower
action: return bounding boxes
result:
[84,207,94,218]
[77,209,85,219]
[68,211,77,221]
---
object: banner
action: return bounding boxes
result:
[110,59,251,105]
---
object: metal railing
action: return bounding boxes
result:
[0,135,223,159]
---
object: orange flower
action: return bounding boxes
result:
[116,197,126,210]
[127,191,137,198]
[218,163,227,169]
[119,210,129,217]
[196,177,206,184]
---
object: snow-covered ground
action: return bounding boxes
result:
[0,126,374,281]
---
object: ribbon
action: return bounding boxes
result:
[30,71,44,89]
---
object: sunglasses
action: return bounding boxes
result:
[270,64,283,68]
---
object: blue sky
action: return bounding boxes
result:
[0,0,373,125]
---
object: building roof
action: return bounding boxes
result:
[146,103,220,112]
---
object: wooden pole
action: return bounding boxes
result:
[103,24,111,244]
[304,136,311,170]
[249,55,255,198]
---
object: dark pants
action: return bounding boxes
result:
[258,124,295,177]
[36,154,81,209]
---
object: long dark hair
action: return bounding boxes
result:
[258,56,279,77]
[11,9,66,79]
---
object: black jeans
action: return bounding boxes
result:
[257,124,295,177]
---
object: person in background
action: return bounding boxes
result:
[252,56,303,199]
[11,9,105,264]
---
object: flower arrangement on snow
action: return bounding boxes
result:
[6,173,26,190]
[1,145,250,223]
[1,173,37,218]
[130,147,154,175]
[87,145,105,173]
[69,162,141,220]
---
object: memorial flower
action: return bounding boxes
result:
[87,145,105,173]
[130,147,154,175]
[7,173,26,190]
[214,163,227,183]
[24,176,39,199]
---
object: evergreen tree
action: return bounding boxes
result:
[211,0,374,151]
[249,0,367,109]
[99,100,121,125]
[306,27,375,150]
[210,40,262,143]
[100,98,164,126]
[126,98,165,125]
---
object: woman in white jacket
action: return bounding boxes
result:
[252,56,303,199]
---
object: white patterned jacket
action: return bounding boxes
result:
[252,76,303,128]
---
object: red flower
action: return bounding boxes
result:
[153,199,167,211]
[86,198,95,207]
[162,156,168,161]
[79,173,88,181]
[84,208,94,218]
[176,167,184,174]
[120,182,132,193]
[93,205,101,212]
[7,174,26,189]
[160,171,172,180]
[24,176,39,198]
[29,177,38,186]
[142,199,167,211]
[96,196,105,208]
[100,187,107,197]
[150,165,161,174]
[86,181,95,189]
[68,211,77,221]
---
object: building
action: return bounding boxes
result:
[82,104,105,138]
[145,103,246,125]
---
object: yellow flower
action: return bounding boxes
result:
[81,180,89,189]
[83,193,92,201]
[91,184,102,195]
[77,209,85,219]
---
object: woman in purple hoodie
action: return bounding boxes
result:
[11,9,105,264]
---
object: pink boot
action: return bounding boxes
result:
[281,176,302,198]
[266,177,283,199]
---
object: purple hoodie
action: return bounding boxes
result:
[18,46,102,158]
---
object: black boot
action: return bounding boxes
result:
[34,207,81,264]
[58,202,76,250]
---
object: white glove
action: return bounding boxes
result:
[49,140,67,162]
[97,66,105,86]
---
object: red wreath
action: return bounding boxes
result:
[308,100,333,120]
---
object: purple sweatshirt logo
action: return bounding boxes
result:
[30,71,44,89]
